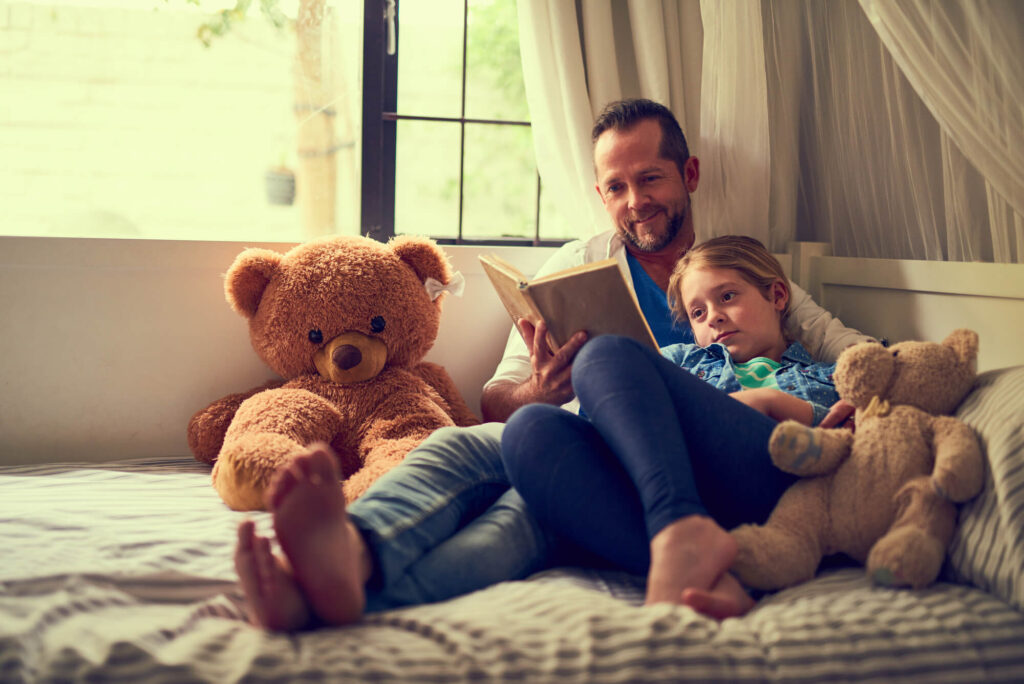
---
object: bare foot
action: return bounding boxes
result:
[234,519,311,631]
[646,515,737,605]
[267,444,372,626]
[681,572,755,620]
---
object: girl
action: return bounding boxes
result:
[500,235,839,617]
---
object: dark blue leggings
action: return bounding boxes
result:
[500,335,797,575]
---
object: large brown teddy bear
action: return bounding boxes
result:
[731,329,984,591]
[188,235,479,511]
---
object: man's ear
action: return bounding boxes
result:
[683,156,700,193]
[594,182,607,206]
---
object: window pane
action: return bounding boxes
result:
[461,123,535,240]
[395,120,461,238]
[465,0,528,122]
[396,0,463,119]
[1,0,362,241]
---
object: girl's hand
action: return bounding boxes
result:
[819,398,856,431]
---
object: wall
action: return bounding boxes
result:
[5,234,1020,466]
[0,236,556,465]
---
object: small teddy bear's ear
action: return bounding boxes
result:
[224,248,283,319]
[943,328,979,368]
[389,234,451,284]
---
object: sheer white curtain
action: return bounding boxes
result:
[792,0,1023,262]
[695,0,773,249]
[517,0,702,239]
[859,0,1023,262]
[518,0,777,246]
[517,0,1023,263]
[790,1,951,260]
[516,0,607,238]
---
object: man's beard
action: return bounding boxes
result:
[618,200,688,253]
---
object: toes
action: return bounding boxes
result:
[236,519,256,550]
[253,536,276,588]
[680,588,743,620]
[267,464,300,510]
[305,444,341,482]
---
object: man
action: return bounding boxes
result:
[234,99,869,627]
[482,98,869,421]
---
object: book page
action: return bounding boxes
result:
[524,260,658,349]
[478,254,543,332]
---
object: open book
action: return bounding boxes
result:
[478,254,658,350]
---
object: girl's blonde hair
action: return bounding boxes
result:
[667,235,791,326]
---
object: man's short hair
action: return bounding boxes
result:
[591,98,691,176]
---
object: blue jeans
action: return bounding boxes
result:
[346,423,556,612]
[501,335,796,576]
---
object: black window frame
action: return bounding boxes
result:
[360,0,565,247]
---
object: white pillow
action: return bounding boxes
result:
[946,365,1024,610]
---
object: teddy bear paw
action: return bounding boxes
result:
[769,421,823,475]
[867,527,945,589]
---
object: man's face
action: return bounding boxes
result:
[593,118,695,254]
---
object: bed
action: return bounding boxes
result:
[2,239,1024,682]
[1,372,1022,682]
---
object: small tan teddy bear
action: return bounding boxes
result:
[731,329,985,591]
[187,235,479,511]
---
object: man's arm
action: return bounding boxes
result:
[786,281,874,363]
[480,319,587,422]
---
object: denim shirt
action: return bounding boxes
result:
[660,341,838,426]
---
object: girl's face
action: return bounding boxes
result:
[680,266,789,363]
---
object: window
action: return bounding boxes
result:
[2,0,565,244]
[1,0,361,242]
[360,0,571,245]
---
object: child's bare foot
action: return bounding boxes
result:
[267,444,372,626]
[646,515,737,606]
[681,572,755,620]
[234,519,311,631]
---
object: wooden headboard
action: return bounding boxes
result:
[789,243,1024,373]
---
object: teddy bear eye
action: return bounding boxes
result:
[370,316,386,334]
[308,329,324,344]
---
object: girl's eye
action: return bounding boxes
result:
[722,292,736,302]
[690,308,705,319]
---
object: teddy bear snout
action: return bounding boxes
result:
[333,344,363,370]
[312,331,388,385]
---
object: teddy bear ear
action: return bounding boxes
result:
[388,234,451,284]
[224,248,283,319]
[943,328,979,367]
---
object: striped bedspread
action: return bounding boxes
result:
[2,456,1023,683]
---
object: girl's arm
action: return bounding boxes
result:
[729,388,814,425]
